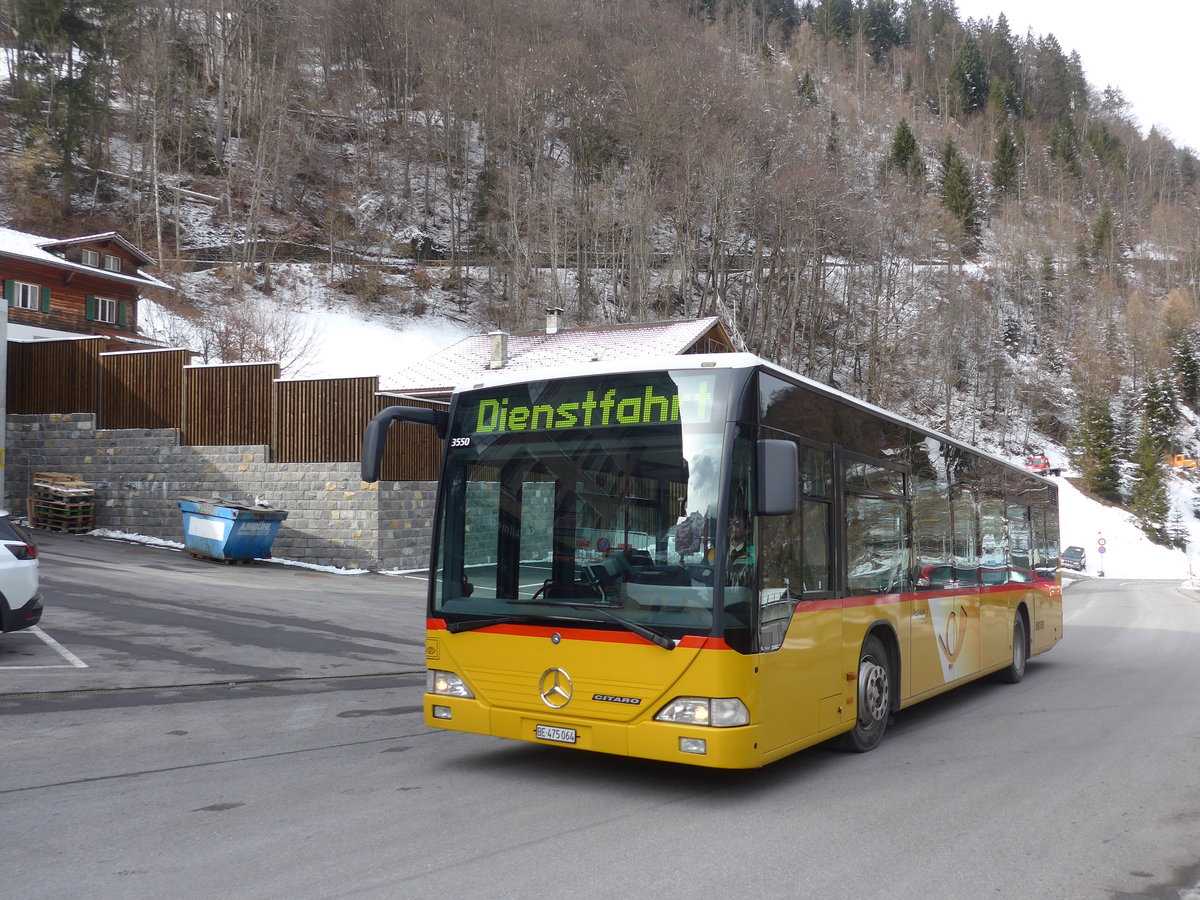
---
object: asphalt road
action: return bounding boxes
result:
[3,534,1200,899]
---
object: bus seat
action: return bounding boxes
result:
[623,548,654,568]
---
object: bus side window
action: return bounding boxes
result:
[757,447,831,600]
[799,447,832,595]
[802,500,830,592]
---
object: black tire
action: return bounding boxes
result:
[842,634,892,753]
[1001,614,1027,684]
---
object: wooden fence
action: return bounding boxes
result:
[183,361,280,447]
[8,337,106,415]
[271,375,377,463]
[101,348,189,429]
[6,338,442,481]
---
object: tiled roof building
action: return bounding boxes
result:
[382,313,734,398]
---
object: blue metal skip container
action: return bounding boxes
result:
[178,499,288,561]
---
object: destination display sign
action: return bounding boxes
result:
[456,372,722,436]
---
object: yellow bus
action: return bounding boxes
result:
[362,354,1062,768]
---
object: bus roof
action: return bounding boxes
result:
[447,352,1053,488]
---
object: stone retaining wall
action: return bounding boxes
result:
[6,413,436,571]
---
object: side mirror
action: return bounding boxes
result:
[362,406,448,482]
[757,439,798,516]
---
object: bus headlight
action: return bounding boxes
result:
[427,669,474,698]
[655,697,749,727]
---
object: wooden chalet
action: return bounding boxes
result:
[1,226,172,348]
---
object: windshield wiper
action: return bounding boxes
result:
[445,611,583,633]
[566,604,676,650]
[446,615,524,634]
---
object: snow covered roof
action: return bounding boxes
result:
[4,321,171,348]
[0,225,173,291]
[381,316,733,393]
[39,231,155,265]
[6,322,104,343]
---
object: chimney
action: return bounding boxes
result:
[545,307,564,335]
[488,330,509,369]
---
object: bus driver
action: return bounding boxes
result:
[726,511,754,587]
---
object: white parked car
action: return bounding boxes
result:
[0,515,42,635]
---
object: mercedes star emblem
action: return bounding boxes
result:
[538,668,573,709]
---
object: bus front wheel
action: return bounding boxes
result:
[843,634,891,753]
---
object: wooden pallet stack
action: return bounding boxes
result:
[30,472,96,534]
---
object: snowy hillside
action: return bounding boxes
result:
[1057,475,1199,580]
[138,264,474,381]
[140,287,1200,581]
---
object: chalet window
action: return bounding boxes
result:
[82,248,101,267]
[4,279,51,313]
[86,294,126,326]
[104,253,121,272]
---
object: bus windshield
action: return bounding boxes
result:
[432,370,735,642]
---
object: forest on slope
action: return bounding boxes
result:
[3,0,1200,539]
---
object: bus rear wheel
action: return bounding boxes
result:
[1001,615,1027,684]
[842,634,891,753]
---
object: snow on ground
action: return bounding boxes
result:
[90,529,371,575]
[139,293,472,380]
[1000,441,1200,582]
[1056,475,1196,580]
[294,308,470,379]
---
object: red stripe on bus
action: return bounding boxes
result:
[427,619,733,649]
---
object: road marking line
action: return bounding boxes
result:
[30,626,89,668]
[0,664,86,670]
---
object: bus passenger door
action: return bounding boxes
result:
[754,486,843,754]
[910,485,981,695]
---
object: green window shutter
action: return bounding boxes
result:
[4,279,13,307]
[117,300,128,327]
[40,285,51,312]
[86,294,97,321]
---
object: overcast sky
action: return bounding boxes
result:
[952,1,1200,153]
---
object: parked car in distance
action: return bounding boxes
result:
[1024,454,1063,476]
[1061,546,1087,571]
[0,515,42,635]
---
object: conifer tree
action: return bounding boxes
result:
[1069,395,1121,503]
[826,110,840,158]
[1142,373,1180,449]
[991,124,1019,194]
[939,137,981,250]
[1086,120,1126,171]
[1111,396,1139,461]
[797,71,819,106]
[1171,334,1200,406]
[1168,511,1189,550]
[1091,204,1119,276]
[812,0,854,43]
[1049,114,1082,178]
[986,79,1009,127]
[949,33,989,116]
[888,119,925,181]
[861,0,901,65]
[1128,418,1171,545]
[11,0,133,213]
